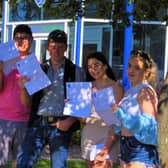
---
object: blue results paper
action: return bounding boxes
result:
[0,40,19,61]
[63,82,92,118]
[16,53,51,95]
[92,87,120,125]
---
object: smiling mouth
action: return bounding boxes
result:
[128,74,135,78]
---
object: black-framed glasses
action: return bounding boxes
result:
[14,35,30,41]
[87,63,104,70]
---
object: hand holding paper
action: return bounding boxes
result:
[90,144,110,161]
[63,82,92,117]
[92,87,120,125]
[18,76,30,89]
[16,53,51,95]
[0,61,3,72]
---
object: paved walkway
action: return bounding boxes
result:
[68,145,82,160]
[40,145,82,160]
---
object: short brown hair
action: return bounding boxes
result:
[47,30,67,45]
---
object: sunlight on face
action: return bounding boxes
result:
[47,42,66,62]
[127,57,147,86]
[87,58,107,80]
[14,33,32,55]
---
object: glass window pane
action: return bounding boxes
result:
[133,24,166,80]
[82,22,115,75]
[112,26,124,81]
[69,23,76,62]
[40,40,47,62]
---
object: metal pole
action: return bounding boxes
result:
[41,6,44,20]
[1,0,8,43]
[122,0,134,90]
[74,0,84,66]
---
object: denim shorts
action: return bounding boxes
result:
[120,136,160,167]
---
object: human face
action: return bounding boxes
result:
[127,57,147,86]
[87,58,107,80]
[47,42,67,63]
[14,33,32,57]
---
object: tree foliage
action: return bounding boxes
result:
[132,0,168,23]
[83,0,168,26]
[3,0,168,26]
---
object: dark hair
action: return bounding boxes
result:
[86,52,116,81]
[47,29,67,45]
[13,24,32,37]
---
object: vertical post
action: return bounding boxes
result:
[74,0,84,66]
[164,26,168,78]
[122,0,134,90]
[40,6,44,20]
[34,0,46,19]
[1,0,8,43]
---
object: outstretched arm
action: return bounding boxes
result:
[18,76,31,108]
[52,117,77,131]
[0,61,4,91]
[94,127,118,165]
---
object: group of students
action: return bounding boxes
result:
[0,24,161,168]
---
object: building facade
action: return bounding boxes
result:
[1,0,168,84]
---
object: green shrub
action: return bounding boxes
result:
[71,123,84,145]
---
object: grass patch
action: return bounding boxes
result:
[3,159,119,168]
[35,159,50,167]
[35,159,119,168]
[35,159,86,168]
[67,159,86,168]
